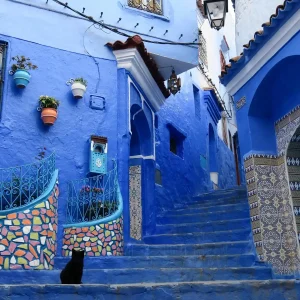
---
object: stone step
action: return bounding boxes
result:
[157,209,250,225]
[162,202,250,217]
[0,267,272,285]
[125,241,251,256]
[155,218,251,234]
[143,229,251,244]
[1,280,296,300]
[55,254,257,269]
[189,196,248,207]
[193,189,247,201]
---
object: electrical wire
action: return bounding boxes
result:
[83,24,101,94]
[197,63,232,118]
[51,0,201,46]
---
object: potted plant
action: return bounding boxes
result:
[71,78,87,99]
[39,95,59,126]
[11,56,38,88]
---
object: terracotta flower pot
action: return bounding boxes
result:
[41,108,58,125]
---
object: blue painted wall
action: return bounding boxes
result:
[0,0,198,68]
[0,34,119,254]
[155,74,237,212]
[233,31,300,158]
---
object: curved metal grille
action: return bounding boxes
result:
[66,165,118,224]
[0,153,56,211]
[128,0,163,15]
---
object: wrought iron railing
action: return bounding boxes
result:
[128,0,163,15]
[0,153,56,211]
[66,164,119,224]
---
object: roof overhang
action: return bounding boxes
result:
[220,0,300,95]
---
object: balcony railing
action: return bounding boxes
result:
[128,0,163,16]
[0,153,56,211]
[66,163,120,225]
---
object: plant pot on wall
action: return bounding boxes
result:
[13,69,31,88]
[11,55,38,88]
[71,78,87,99]
[41,108,58,126]
[39,96,60,126]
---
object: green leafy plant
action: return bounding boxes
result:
[35,147,47,161]
[74,78,87,87]
[11,55,38,73]
[39,95,60,109]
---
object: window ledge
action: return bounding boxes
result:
[124,5,170,22]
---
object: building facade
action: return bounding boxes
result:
[0,0,238,270]
[221,0,300,276]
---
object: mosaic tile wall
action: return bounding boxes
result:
[287,127,300,242]
[62,217,123,257]
[0,183,59,270]
[129,165,142,241]
[276,105,300,245]
[244,154,300,275]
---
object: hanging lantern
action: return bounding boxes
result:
[203,0,228,30]
[167,69,181,95]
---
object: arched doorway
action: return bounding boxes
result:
[129,103,155,241]
[287,125,300,243]
[208,124,218,189]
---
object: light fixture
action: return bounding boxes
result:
[203,0,228,30]
[167,69,181,95]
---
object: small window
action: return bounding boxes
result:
[199,34,208,68]
[155,169,162,185]
[170,137,177,154]
[128,0,163,15]
[229,131,233,151]
[193,86,201,120]
[0,42,7,118]
[220,50,226,73]
[155,115,158,128]
[167,124,186,158]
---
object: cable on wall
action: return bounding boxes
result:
[51,0,201,46]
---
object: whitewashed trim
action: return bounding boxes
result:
[113,48,165,112]
[129,155,155,160]
[227,9,300,95]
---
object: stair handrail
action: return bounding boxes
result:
[64,160,123,228]
[0,153,56,212]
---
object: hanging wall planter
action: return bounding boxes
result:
[11,56,38,88]
[71,78,87,99]
[39,96,60,126]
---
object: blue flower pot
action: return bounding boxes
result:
[13,69,31,88]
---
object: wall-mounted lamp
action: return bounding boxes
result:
[203,0,228,30]
[167,69,181,95]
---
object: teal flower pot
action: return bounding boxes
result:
[13,69,31,88]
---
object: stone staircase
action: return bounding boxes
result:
[1,188,299,299]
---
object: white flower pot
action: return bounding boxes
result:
[210,172,219,185]
[71,82,86,99]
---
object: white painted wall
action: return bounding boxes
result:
[235,0,284,53]
[190,2,237,148]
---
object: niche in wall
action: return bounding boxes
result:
[167,123,186,159]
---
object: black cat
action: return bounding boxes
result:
[60,248,84,284]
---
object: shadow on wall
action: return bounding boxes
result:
[249,55,300,154]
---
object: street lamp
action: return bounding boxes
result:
[167,69,181,95]
[203,0,228,30]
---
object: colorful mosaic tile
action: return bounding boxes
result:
[244,153,300,275]
[129,166,142,241]
[0,184,59,270]
[62,217,123,257]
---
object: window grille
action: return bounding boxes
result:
[220,50,226,73]
[128,0,163,15]
[199,34,208,68]
[0,42,7,118]
[155,169,162,185]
